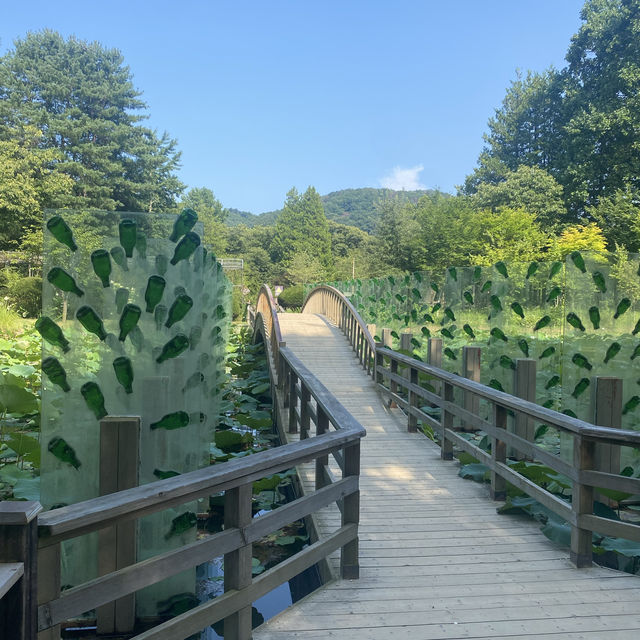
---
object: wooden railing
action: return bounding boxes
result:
[303,285,376,376]
[250,284,286,371]
[302,284,640,568]
[0,286,365,640]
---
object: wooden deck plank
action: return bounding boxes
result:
[254,312,640,640]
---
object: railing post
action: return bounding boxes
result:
[408,365,418,433]
[341,440,360,579]
[37,543,60,640]
[288,371,298,433]
[400,332,412,352]
[461,346,481,432]
[375,344,384,385]
[428,338,442,395]
[224,483,253,639]
[0,502,41,640]
[315,407,330,490]
[300,384,311,440]
[571,433,595,568]
[441,382,454,460]
[592,377,622,476]
[389,358,398,408]
[491,404,507,500]
[381,328,392,348]
[98,416,140,634]
[512,359,536,459]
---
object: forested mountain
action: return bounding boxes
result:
[225,187,439,232]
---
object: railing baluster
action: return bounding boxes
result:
[315,407,330,490]
[341,440,360,579]
[289,371,299,433]
[300,384,311,440]
[408,365,418,432]
[491,404,507,500]
[441,381,454,460]
[223,483,253,639]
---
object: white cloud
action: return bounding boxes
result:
[379,164,426,190]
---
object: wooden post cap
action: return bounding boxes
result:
[0,501,42,524]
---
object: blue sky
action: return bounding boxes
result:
[1,1,585,213]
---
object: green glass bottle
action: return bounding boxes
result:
[80,381,108,419]
[156,334,189,363]
[169,208,198,242]
[48,436,81,469]
[119,218,137,258]
[182,371,204,393]
[164,511,197,539]
[118,304,141,341]
[165,294,194,328]
[155,254,168,275]
[135,230,147,258]
[170,231,200,265]
[90,249,112,287]
[128,326,144,352]
[115,288,129,314]
[189,325,202,350]
[113,356,134,394]
[144,276,166,312]
[154,304,168,330]
[192,246,204,272]
[110,246,128,271]
[150,411,190,430]
[47,267,84,297]
[41,357,70,392]
[76,306,108,341]
[215,304,227,320]
[174,285,187,298]
[46,215,77,251]
[35,316,70,353]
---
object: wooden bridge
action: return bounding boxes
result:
[2,284,640,639]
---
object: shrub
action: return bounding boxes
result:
[231,287,245,320]
[278,284,304,309]
[7,277,42,318]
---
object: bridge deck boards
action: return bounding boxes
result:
[254,313,640,640]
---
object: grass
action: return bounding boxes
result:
[0,301,33,336]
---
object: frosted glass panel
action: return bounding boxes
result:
[40,209,231,615]
[320,251,640,451]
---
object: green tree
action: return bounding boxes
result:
[271,187,331,267]
[589,187,640,251]
[472,165,568,229]
[0,30,184,212]
[0,126,73,248]
[374,199,426,272]
[180,187,228,255]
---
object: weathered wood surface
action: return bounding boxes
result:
[254,312,640,640]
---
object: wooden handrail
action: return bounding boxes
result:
[377,347,640,445]
[374,346,640,568]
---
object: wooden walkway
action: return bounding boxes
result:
[254,313,640,640]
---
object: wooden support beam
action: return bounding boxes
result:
[223,484,253,640]
[341,441,360,579]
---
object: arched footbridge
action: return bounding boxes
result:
[250,285,640,640]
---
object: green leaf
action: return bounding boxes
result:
[6,434,40,466]
[5,364,37,379]
[12,476,41,501]
[540,517,571,547]
[0,384,39,414]
[251,382,270,395]
[252,474,283,493]
[458,463,490,482]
